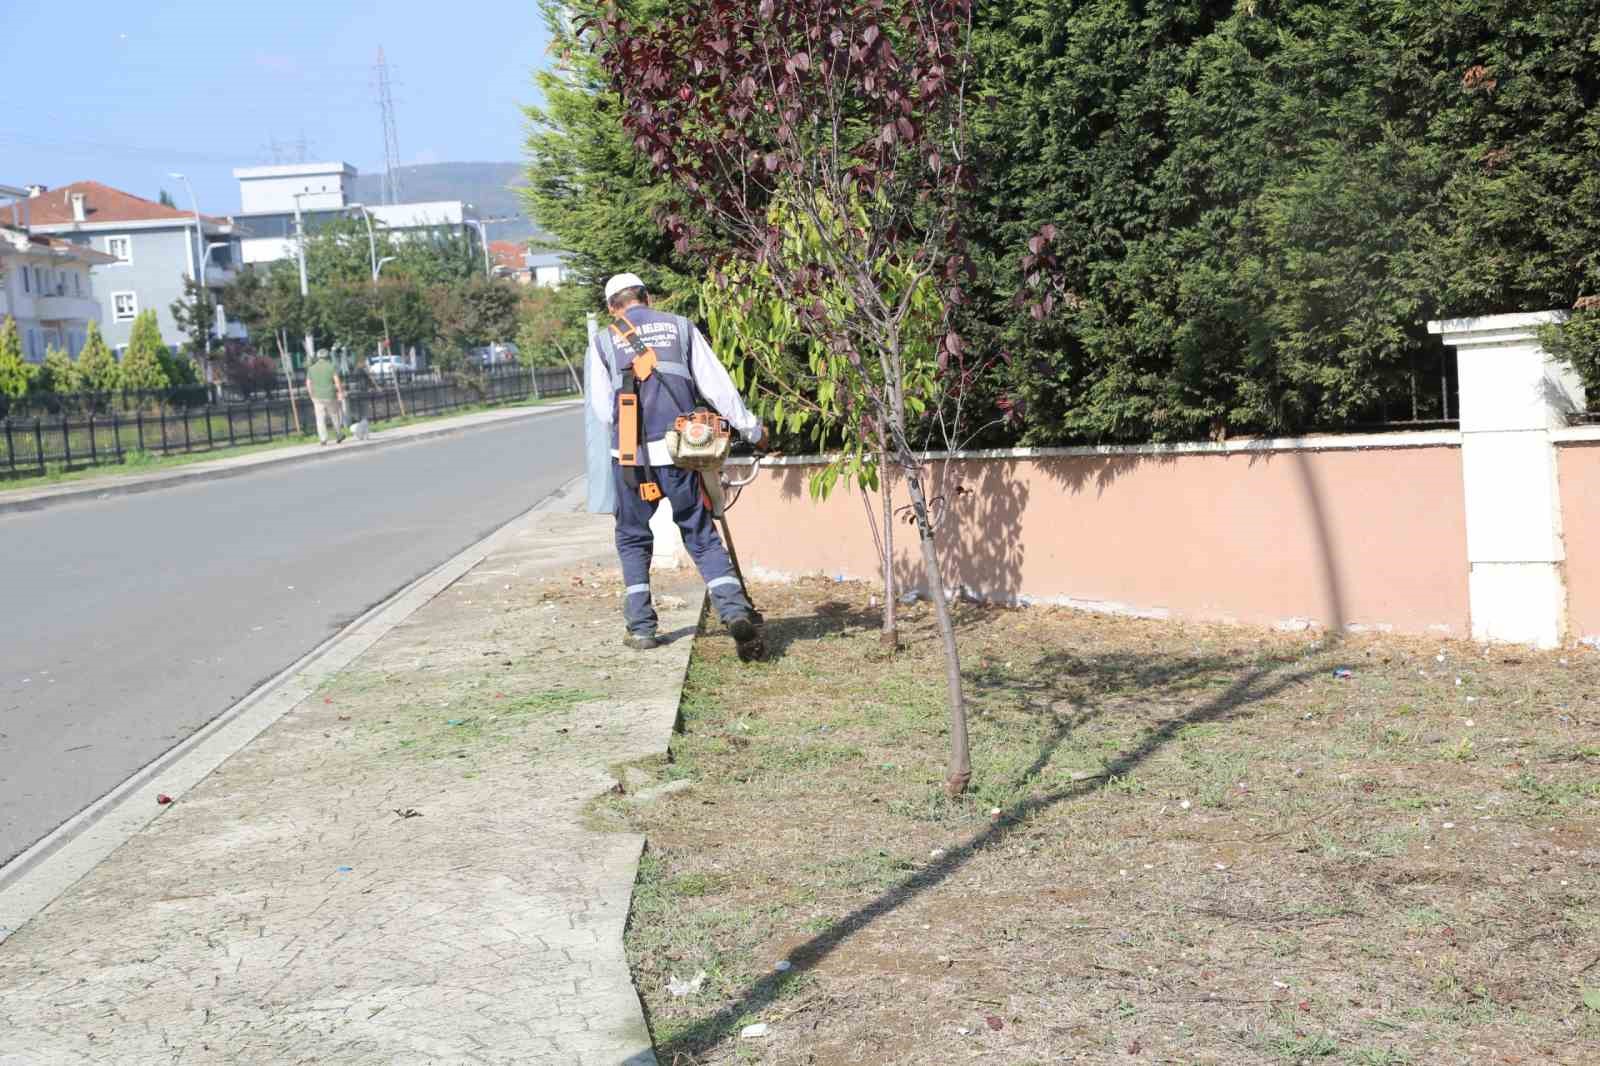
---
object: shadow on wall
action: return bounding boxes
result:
[755,438,1344,630]
[767,460,1033,608]
[761,443,1351,636]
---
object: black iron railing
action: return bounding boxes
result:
[0,365,578,480]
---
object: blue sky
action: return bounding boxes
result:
[0,0,553,213]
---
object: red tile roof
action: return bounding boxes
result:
[0,223,118,263]
[15,181,229,227]
[489,239,527,271]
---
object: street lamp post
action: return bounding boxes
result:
[292,192,315,370]
[464,215,516,280]
[347,203,393,361]
[370,248,405,415]
[168,172,211,380]
[348,203,381,282]
[464,217,491,278]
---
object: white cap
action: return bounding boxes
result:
[604,272,646,302]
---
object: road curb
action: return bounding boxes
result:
[0,401,581,517]
[0,472,589,943]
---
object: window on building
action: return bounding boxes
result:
[107,236,132,263]
[73,271,81,296]
[21,265,29,293]
[113,291,138,321]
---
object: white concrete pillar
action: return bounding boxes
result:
[1428,311,1584,647]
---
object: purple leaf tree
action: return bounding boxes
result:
[591,0,978,794]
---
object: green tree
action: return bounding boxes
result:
[426,276,521,354]
[158,189,177,208]
[966,0,1600,442]
[224,262,312,368]
[514,285,588,374]
[40,346,80,395]
[76,321,121,393]
[158,348,200,388]
[120,311,171,392]
[313,279,382,353]
[389,229,478,286]
[0,316,29,399]
[522,0,711,313]
[169,275,219,381]
[305,216,396,288]
[375,275,436,355]
[593,0,978,792]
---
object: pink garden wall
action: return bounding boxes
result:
[729,436,1471,636]
[1558,441,1600,642]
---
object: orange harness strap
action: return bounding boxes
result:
[611,313,663,503]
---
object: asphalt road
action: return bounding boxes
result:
[0,408,585,867]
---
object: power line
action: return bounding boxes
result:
[0,131,250,165]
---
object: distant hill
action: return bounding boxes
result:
[351,162,542,244]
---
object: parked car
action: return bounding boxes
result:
[471,342,521,367]
[366,355,406,379]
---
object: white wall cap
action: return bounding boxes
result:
[1428,310,1570,348]
[736,430,1462,469]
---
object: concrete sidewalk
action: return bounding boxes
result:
[0,400,580,515]
[0,499,703,1064]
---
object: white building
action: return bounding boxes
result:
[231,162,481,266]
[1,184,117,361]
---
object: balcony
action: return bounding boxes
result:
[35,293,101,323]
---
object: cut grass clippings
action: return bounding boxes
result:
[613,578,1600,1065]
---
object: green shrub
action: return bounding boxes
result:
[119,311,171,393]
[75,322,121,394]
[0,316,29,400]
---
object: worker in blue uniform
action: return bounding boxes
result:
[586,272,768,658]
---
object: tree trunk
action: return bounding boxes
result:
[552,340,584,395]
[276,331,303,435]
[879,448,899,650]
[904,468,970,795]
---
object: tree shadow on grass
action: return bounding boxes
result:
[653,627,1336,1063]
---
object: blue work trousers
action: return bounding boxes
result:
[613,462,751,636]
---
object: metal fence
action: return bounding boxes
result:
[1,365,579,480]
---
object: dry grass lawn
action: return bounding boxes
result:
[600,578,1600,1065]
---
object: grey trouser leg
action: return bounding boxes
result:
[611,462,752,635]
[312,398,342,442]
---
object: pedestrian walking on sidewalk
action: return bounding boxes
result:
[307,350,346,446]
[587,272,768,659]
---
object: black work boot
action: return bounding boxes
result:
[623,632,661,651]
[728,614,766,663]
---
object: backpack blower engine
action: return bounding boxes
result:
[664,411,771,659]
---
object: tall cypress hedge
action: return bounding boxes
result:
[966,0,1600,443]
[525,0,1600,444]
